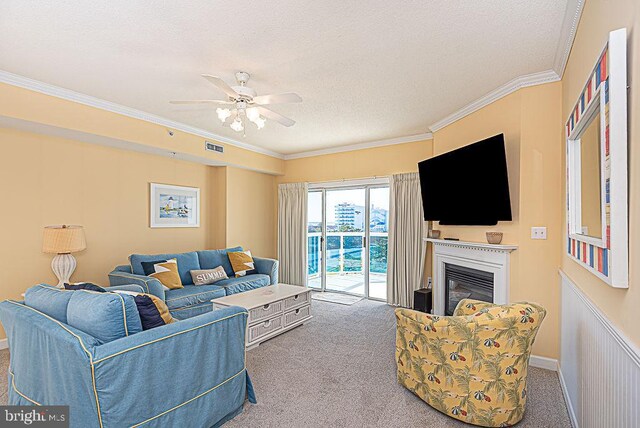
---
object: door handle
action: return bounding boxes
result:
[363,237,367,247]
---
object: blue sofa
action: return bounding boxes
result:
[0,284,256,428]
[108,247,278,319]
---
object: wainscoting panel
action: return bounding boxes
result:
[559,271,640,428]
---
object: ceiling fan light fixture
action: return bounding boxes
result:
[172,72,300,132]
[216,108,232,123]
[254,116,266,129]
[246,107,260,122]
[230,116,244,132]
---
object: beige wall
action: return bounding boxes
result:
[208,166,228,249]
[0,127,213,298]
[280,139,433,184]
[225,167,277,258]
[0,83,285,176]
[433,82,564,359]
[561,0,640,347]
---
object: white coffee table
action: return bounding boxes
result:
[212,283,312,349]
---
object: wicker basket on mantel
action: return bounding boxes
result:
[486,232,503,244]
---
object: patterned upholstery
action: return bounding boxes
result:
[395,299,546,427]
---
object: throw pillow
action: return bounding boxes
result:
[190,266,228,285]
[141,259,171,276]
[113,290,175,330]
[148,259,183,289]
[64,282,106,292]
[228,250,258,277]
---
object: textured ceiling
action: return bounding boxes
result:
[0,1,569,155]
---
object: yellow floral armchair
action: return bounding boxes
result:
[395,299,546,427]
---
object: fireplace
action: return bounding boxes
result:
[444,263,494,315]
[426,238,516,316]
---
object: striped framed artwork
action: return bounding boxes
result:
[565,29,628,288]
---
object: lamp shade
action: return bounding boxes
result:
[42,225,86,254]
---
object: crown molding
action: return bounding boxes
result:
[428,70,560,133]
[553,0,585,78]
[0,70,285,159]
[283,132,433,160]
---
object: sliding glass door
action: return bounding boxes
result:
[326,188,366,295]
[307,182,389,301]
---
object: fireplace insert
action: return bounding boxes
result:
[444,263,494,315]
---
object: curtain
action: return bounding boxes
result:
[387,172,426,307]
[278,182,308,286]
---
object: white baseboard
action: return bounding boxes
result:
[529,355,558,371]
[0,339,7,350]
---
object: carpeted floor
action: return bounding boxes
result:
[0,300,572,427]
[227,299,572,428]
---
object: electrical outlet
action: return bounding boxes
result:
[531,227,547,240]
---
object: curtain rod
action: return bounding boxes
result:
[308,175,389,185]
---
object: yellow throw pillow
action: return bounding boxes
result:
[149,259,183,289]
[228,250,257,277]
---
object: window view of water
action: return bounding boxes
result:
[307,186,389,300]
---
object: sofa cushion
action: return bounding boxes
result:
[164,284,226,310]
[24,284,74,323]
[217,274,270,295]
[66,291,143,343]
[130,252,200,285]
[197,247,242,277]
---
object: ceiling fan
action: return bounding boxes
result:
[170,71,302,134]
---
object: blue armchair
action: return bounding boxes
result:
[0,295,255,428]
[109,247,279,320]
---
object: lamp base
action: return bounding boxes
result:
[51,253,77,288]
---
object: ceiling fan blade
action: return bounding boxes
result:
[169,100,233,105]
[201,74,238,98]
[253,92,302,105]
[255,105,295,127]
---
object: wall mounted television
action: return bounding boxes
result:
[418,134,512,226]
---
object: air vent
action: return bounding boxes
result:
[205,141,224,153]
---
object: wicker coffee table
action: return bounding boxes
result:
[212,283,312,349]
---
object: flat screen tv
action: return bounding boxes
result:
[418,134,512,225]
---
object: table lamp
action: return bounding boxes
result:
[42,225,86,287]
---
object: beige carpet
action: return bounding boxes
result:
[0,300,571,427]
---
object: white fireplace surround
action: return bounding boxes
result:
[425,238,517,315]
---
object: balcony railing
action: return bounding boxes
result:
[307,232,388,278]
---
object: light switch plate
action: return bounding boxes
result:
[531,227,547,240]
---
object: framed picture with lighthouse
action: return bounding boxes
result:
[150,183,200,228]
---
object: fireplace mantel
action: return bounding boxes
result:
[424,238,517,253]
[424,238,517,315]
